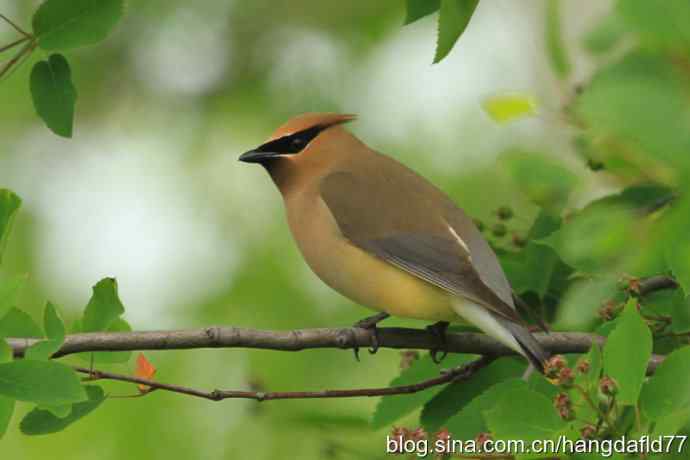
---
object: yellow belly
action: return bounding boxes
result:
[329,241,460,322]
[286,194,461,322]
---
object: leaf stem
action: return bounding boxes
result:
[573,383,618,433]
[0,13,32,38]
[0,39,36,81]
[0,36,28,54]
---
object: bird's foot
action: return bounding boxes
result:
[351,312,390,361]
[426,321,450,364]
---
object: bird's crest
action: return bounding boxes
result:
[269,113,356,141]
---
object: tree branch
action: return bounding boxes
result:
[5,326,596,358]
[76,356,495,402]
[0,13,32,38]
[5,275,675,402]
[0,36,28,54]
[8,326,664,372]
[636,275,679,296]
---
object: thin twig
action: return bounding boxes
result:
[573,383,616,431]
[0,39,36,81]
[0,13,31,38]
[75,356,494,402]
[637,275,679,296]
[0,36,28,54]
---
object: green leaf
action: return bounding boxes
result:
[0,340,12,438]
[82,278,125,332]
[433,0,479,63]
[32,0,124,50]
[500,211,571,300]
[613,183,676,210]
[595,317,620,337]
[644,289,690,334]
[670,295,690,334]
[37,404,71,418]
[485,387,566,444]
[0,340,11,363]
[25,302,66,361]
[662,196,690,297]
[30,54,77,138]
[570,345,604,424]
[500,151,577,214]
[0,273,27,320]
[404,0,440,24]
[446,379,528,441]
[539,185,670,274]
[21,385,105,435]
[43,301,65,341]
[0,360,86,405]
[583,14,627,55]
[651,409,690,439]
[576,52,690,172]
[0,189,21,265]
[545,0,570,78]
[481,93,538,124]
[541,184,674,275]
[586,343,603,389]
[0,393,13,439]
[527,210,562,240]
[0,307,43,338]
[24,341,60,362]
[552,276,622,332]
[667,247,690,298]
[371,354,472,428]
[603,299,652,405]
[541,199,633,272]
[527,372,560,400]
[641,347,690,420]
[616,0,690,50]
[421,357,524,432]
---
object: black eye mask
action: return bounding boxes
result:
[253,125,326,155]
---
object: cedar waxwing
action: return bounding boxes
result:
[239,113,548,371]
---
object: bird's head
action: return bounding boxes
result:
[239,113,356,166]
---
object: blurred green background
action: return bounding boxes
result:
[1,0,689,458]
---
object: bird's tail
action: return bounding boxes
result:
[496,317,549,373]
[450,299,549,373]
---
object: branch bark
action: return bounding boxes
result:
[7,326,663,372]
[636,275,679,296]
[76,356,495,402]
[5,274,675,402]
[6,326,599,358]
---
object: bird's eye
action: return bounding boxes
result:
[291,137,305,148]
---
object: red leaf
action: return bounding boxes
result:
[134,353,156,393]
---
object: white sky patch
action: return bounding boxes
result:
[131,5,233,95]
[263,27,351,108]
[343,0,557,171]
[1,126,237,328]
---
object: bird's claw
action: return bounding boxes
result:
[430,348,448,364]
[351,312,389,360]
[426,321,450,364]
[368,329,381,355]
[353,345,361,361]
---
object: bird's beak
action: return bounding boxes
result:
[239,148,279,163]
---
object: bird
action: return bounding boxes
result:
[239,113,548,372]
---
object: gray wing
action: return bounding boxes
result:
[320,164,521,323]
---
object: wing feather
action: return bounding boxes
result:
[320,164,521,323]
